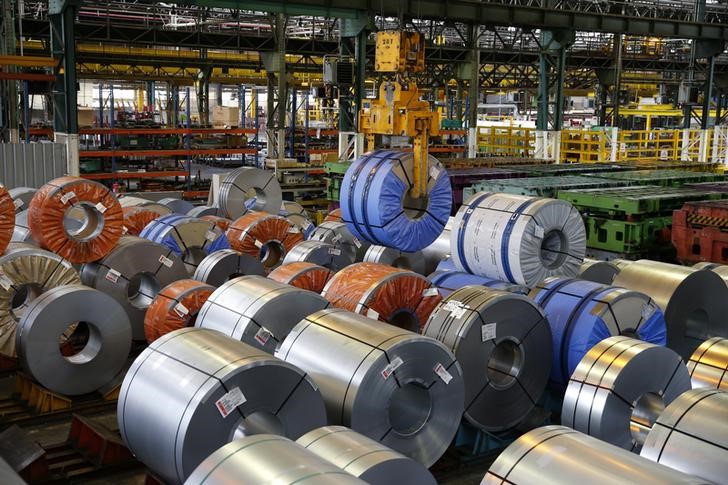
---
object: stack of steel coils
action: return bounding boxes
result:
[192,249,265,286]
[158,197,194,215]
[282,240,353,271]
[364,245,426,275]
[122,206,165,236]
[309,221,369,262]
[281,201,315,238]
[218,167,282,219]
[226,212,303,270]
[143,279,214,343]
[428,270,528,298]
[268,262,334,293]
[687,337,728,390]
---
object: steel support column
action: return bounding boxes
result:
[466,24,480,157]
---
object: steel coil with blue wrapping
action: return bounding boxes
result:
[428,271,527,298]
[529,277,667,386]
[340,150,452,252]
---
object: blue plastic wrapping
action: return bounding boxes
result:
[340,150,452,252]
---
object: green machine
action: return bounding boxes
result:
[463,175,629,200]
[324,160,351,202]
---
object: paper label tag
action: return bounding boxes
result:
[423,287,439,297]
[173,302,189,317]
[434,362,453,384]
[158,255,173,268]
[13,199,22,209]
[352,237,362,249]
[288,225,300,233]
[215,387,247,418]
[254,327,272,346]
[534,225,544,238]
[122,226,129,234]
[481,323,497,342]
[94,202,107,214]
[331,234,343,244]
[205,230,217,241]
[443,300,468,319]
[105,268,121,283]
[60,191,76,204]
[0,273,12,291]
[366,308,380,320]
[254,239,263,248]
[429,165,441,179]
[328,247,342,256]
[303,220,313,231]
[381,357,404,379]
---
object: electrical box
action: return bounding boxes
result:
[323,57,354,86]
[375,31,425,73]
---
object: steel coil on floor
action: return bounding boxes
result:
[226,211,304,270]
[428,270,527,298]
[562,336,691,451]
[0,186,18,255]
[281,201,315,238]
[0,246,80,357]
[158,197,194,215]
[687,337,728,390]
[308,221,368,262]
[11,210,33,244]
[140,214,230,274]
[196,275,329,353]
[323,208,342,223]
[187,205,218,217]
[282,240,353,271]
[578,258,622,284]
[122,206,164,236]
[296,426,436,485]
[423,286,551,432]
[218,167,282,219]
[451,192,586,286]
[8,187,36,214]
[529,277,667,385]
[117,195,172,215]
[200,214,232,232]
[80,236,189,340]
[17,284,131,395]
[185,435,366,485]
[613,259,728,359]
[118,327,326,484]
[340,150,451,252]
[28,177,123,263]
[422,216,452,274]
[321,262,441,332]
[144,279,214,343]
[364,245,426,275]
[640,389,728,484]
[276,308,464,467]
[483,425,705,485]
[268,262,334,293]
[192,249,265,286]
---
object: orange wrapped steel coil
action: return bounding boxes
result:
[143,279,214,343]
[322,262,442,332]
[268,262,334,293]
[122,206,163,236]
[226,211,304,270]
[0,187,15,255]
[324,208,342,223]
[28,177,123,263]
[201,215,232,232]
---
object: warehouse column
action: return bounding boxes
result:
[339,17,369,133]
[0,0,18,142]
[146,81,155,112]
[262,13,287,159]
[466,23,480,158]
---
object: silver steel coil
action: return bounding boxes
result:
[687,337,728,390]
[693,261,728,286]
[117,195,172,215]
[17,284,132,395]
[309,221,369,261]
[158,197,195,214]
[276,308,464,467]
[218,167,282,219]
[196,275,329,354]
[421,216,452,275]
[281,200,306,215]
[187,205,218,217]
[483,425,706,485]
[297,426,437,485]
[641,389,728,484]
[364,245,427,275]
[184,435,365,485]
[8,187,36,214]
[613,259,728,359]
[423,286,551,432]
[11,210,33,244]
[192,248,265,287]
[282,240,353,271]
[80,236,188,340]
[562,336,691,452]
[578,258,621,284]
[118,327,327,484]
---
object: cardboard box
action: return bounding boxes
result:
[212,106,239,127]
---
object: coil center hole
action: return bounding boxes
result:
[58,322,101,364]
[127,272,161,309]
[260,241,284,268]
[232,411,283,440]
[10,283,43,321]
[388,382,432,436]
[244,188,267,212]
[539,229,568,269]
[487,339,524,389]
[630,392,665,445]
[685,308,709,340]
[402,193,429,221]
[388,309,420,332]
[64,203,105,242]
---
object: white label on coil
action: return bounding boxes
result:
[366,308,380,320]
[641,305,654,319]
[534,225,544,238]
[205,230,217,241]
[60,191,76,204]
[254,239,263,248]
[105,268,121,283]
[331,234,343,244]
[434,362,453,384]
[173,302,189,317]
[422,287,439,297]
[352,236,362,249]
[13,199,22,209]
[0,273,11,291]
[303,220,313,231]
[254,327,272,346]
[443,300,468,319]
[481,323,497,342]
[215,387,247,418]
[381,357,404,380]
[328,247,342,256]
[122,226,129,234]
[429,165,441,179]
[288,225,300,233]
[158,255,173,268]
[95,202,107,214]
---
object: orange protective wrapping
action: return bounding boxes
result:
[324,208,342,223]
[226,211,304,264]
[123,206,162,236]
[0,187,15,254]
[268,262,334,293]
[322,262,442,332]
[201,215,232,231]
[28,177,123,263]
[143,278,214,343]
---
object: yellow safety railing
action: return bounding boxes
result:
[476,126,535,156]
[561,129,609,163]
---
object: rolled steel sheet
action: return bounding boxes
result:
[282,240,353,271]
[226,212,303,270]
[451,192,586,286]
[80,236,189,340]
[296,426,436,485]
[483,425,706,485]
[323,208,342,223]
[268,262,334,293]
[424,286,551,431]
[422,216,452,275]
[119,327,326,484]
[276,308,464,467]
[184,435,365,485]
[0,187,17,255]
[562,336,691,451]
[308,221,369,262]
[322,262,441,332]
[117,195,172,215]
[364,245,426,275]
[122,206,163,236]
[218,167,282,219]
[28,177,123,263]
[187,205,218,217]
[200,214,232,231]
[17,284,132,395]
[192,249,265,287]
[196,275,329,353]
[687,337,728,390]
[11,210,33,244]
[158,197,195,214]
[613,260,728,359]
[641,389,728,484]
[693,261,728,286]
[140,214,230,274]
[0,247,80,357]
[428,270,527,298]
[529,277,667,385]
[143,279,214,343]
[281,201,314,237]
[578,258,621,284]
[281,201,306,216]
[340,150,452,252]
[8,187,36,214]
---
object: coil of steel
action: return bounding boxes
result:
[364,245,426,275]
[562,336,691,451]
[187,205,218,217]
[192,249,265,286]
[282,240,353,271]
[281,201,315,238]
[687,337,728,390]
[140,214,230,274]
[451,192,586,287]
[200,214,231,232]
[276,308,464,467]
[119,327,326,484]
[613,259,728,359]
[121,206,164,236]
[226,212,304,270]
[322,262,441,332]
[296,426,437,485]
[0,187,15,256]
[196,275,329,353]
[117,195,172,215]
[268,262,334,293]
[323,207,342,223]
[421,216,452,274]
[640,389,728,484]
[11,210,33,244]
[80,236,188,340]
[578,258,621,284]
[158,197,194,215]
[483,425,706,485]
[143,279,215,343]
[423,286,551,431]
[185,435,366,485]
[529,277,667,385]
[340,149,452,252]
[428,270,528,298]
[308,221,369,262]
[218,167,282,219]
[17,284,132,395]
[8,187,36,214]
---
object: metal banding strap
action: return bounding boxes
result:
[455,192,493,274]
[500,198,539,284]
